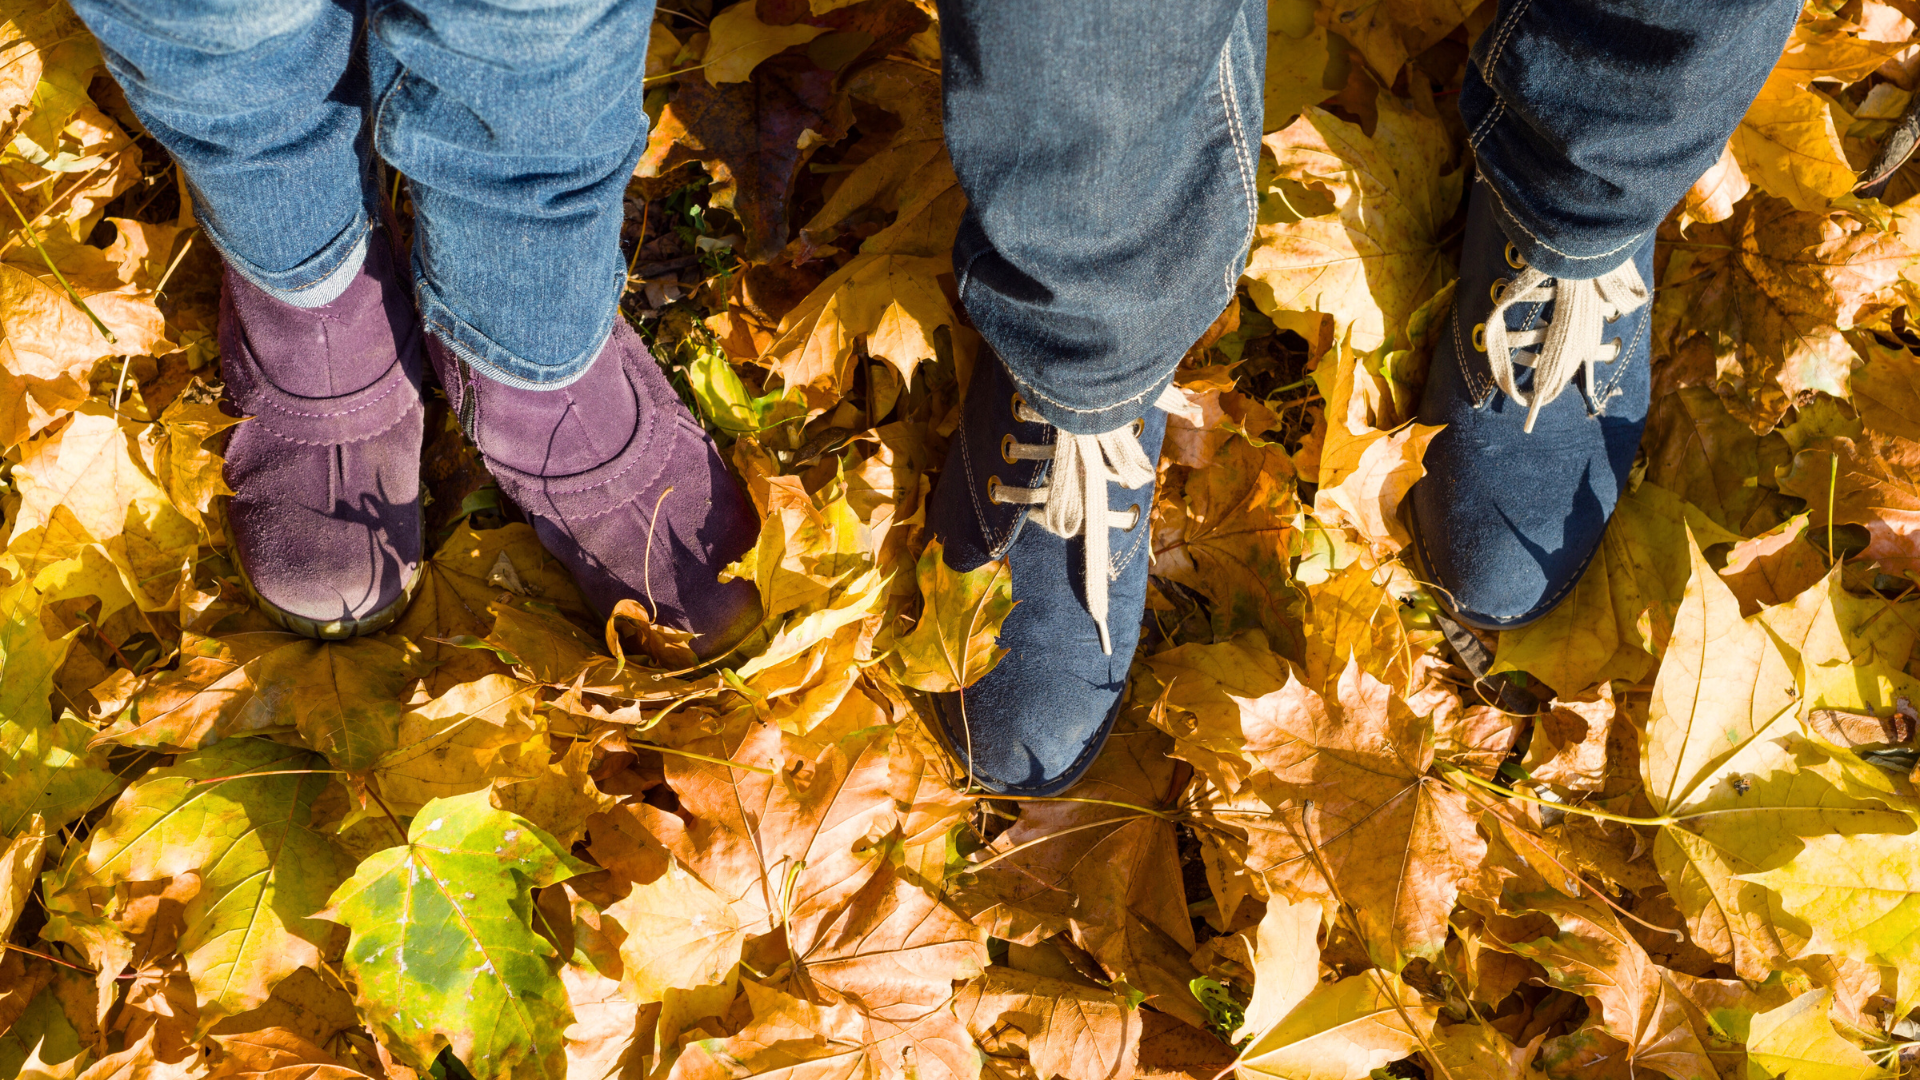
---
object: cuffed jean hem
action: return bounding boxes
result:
[414,265,616,391]
[197,200,372,308]
[999,355,1184,436]
[1476,170,1650,280]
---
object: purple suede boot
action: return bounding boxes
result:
[220,236,427,639]
[426,319,762,660]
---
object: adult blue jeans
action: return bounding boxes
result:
[71,0,655,390]
[76,0,1798,401]
[939,0,1801,432]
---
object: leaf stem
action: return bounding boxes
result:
[985,794,1179,822]
[190,768,347,786]
[644,741,777,775]
[5,942,100,976]
[0,180,116,343]
[1439,764,1676,827]
[1293,800,1458,1080]
[966,815,1150,873]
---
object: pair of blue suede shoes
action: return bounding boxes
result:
[924,179,1654,795]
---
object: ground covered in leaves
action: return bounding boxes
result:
[6,0,1920,1078]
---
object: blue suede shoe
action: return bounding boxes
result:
[1411,178,1655,630]
[924,352,1182,795]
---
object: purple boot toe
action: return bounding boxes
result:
[220,237,427,639]
[428,319,763,660]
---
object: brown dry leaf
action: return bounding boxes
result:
[1718,513,1828,614]
[639,57,850,261]
[671,980,975,1080]
[369,673,546,814]
[703,1,825,84]
[7,404,199,613]
[1245,96,1463,353]
[1732,13,1909,212]
[1151,436,1301,650]
[1657,198,1920,431]
[958,725,1205,1030]
[1243,661,1487,970]
[208,1029,370,1080]
[489,737,617,848]
[1506,894,1721,1080]
[1520,685,1617,794]
[650,716,899,956]
[1137,632,1295,797]
[1233,969,1437,1080]
[954,968,1143,1080]
[0,813,49,940]
[1677,144,1750,231]
[609,856,752,1004]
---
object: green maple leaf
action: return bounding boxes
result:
[317,789,588,1078]
[0,709,120,835]
[77,736,341,1025]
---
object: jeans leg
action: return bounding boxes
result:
[1465,0,1801,278]
[70,0,375,306]
[366,0,654,389]
[939,0,1265,435]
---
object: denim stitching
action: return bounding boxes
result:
[1219,39,1257,296]
[1487,184,1645,266]
[1453,310,1493,403]
[1007,361,1175,421]
[1481,0,1531,78]
[1468,97,1505,151]
[1592,300,1650,408]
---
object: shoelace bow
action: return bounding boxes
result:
[991,383,1200,655]
[1484,259,1649,433]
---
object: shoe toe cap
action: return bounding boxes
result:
[932,647,1124,796]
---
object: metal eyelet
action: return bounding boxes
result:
[1000,433,1017,464]
[987,475,1002,502]
[1010,392,1025,419]
[1490,278,1507,303]
[1504,242,1525,269]
[1130,417,1145,437]
[1609,336,1624,357]
[1472,323,1488,352]
[1122,504,1142,531]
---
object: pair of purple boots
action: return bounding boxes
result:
[220,234,762,657]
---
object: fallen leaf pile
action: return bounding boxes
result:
[7,0,1920,1077]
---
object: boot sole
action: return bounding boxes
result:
[234,504,429,641]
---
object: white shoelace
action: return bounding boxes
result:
[1483,260,1648,433]
[991,384,1200,655]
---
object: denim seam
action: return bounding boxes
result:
[1468,97,1505,151]
[1111,498,1151,575]
[1592,302,1649,410]
[964,435,1019,558]
[1454,311,1494,404]
[1466,0,1529,150]
[1005,363,1176,425]
[1218,40,1256,296]
[1486,183,1645,268]
[1480,0,1531,85]
[198,205,370,302]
